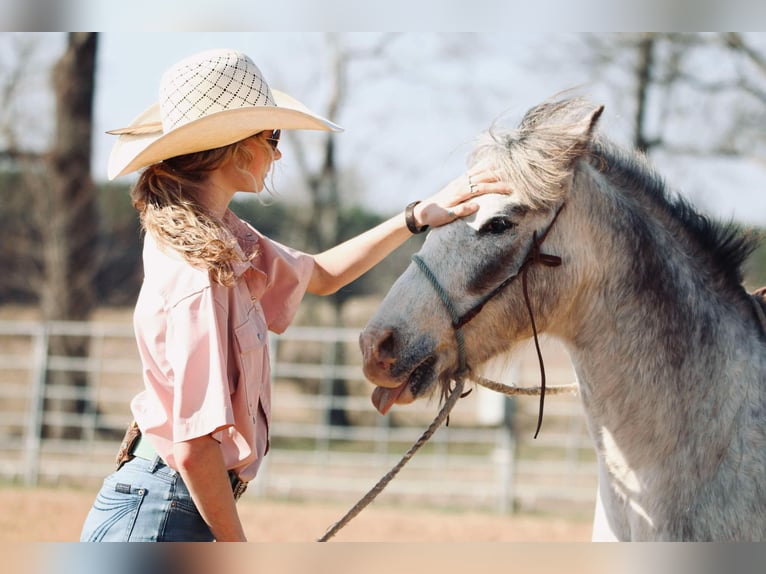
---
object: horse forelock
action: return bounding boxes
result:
[469,97,601,210]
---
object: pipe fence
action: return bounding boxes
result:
[0,319,597,515]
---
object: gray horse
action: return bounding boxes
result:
[360,97,766,541]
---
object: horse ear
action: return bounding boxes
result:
[586,105,605,137]
[566,104,604,160]
[559,103,604,164]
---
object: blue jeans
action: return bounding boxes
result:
[80,455,214,542]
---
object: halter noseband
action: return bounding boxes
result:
[412,203,565,438]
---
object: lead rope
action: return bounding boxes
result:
[316,369,579,542]
[318,265,472,542]
[318,256,472,542]
[317,378,465,542]
[472,375,577,397]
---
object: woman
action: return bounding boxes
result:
[80,48,508,542]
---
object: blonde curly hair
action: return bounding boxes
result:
[131,133,275,287]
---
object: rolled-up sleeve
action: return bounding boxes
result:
[165,287,235,443]
[252,235,314,334]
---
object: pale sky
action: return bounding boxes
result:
[4,32,765,225]
[93,33,589,212]
[94,32,766,225]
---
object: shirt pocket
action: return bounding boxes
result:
[232,305,268,427]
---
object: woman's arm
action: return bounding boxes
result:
[307,163,508,296]
[173,435,247,542]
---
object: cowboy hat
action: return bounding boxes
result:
[106,48,343,180]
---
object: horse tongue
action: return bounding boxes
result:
[371,382,415,415]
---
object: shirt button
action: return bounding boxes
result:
[256,332,263,341]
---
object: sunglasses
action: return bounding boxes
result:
[264,129,281,150]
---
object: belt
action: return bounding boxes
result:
[129,434,248,501]
[131,433,157,460]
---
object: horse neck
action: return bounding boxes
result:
[555,164,764,462]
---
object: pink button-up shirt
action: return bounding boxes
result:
[130,210,314,481]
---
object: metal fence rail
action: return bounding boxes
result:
[0,319,597,515]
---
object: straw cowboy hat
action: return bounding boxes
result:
[106,48,343,180]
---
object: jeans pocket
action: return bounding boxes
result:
[81,480,147,542]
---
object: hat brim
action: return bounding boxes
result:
[107,90,343,180]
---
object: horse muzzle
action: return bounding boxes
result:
[359,326,438,414]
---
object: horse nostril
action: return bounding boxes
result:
[361,327,398,369]
[378,330,396,363]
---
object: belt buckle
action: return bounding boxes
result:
[229,470,248,501]
[232,480,248,501]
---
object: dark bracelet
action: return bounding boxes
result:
[405,201,429,234]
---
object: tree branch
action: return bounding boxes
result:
[724,33,766,76]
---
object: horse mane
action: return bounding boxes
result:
[471,96,761,294]
[588,137,760,291]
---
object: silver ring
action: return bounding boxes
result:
[447,209,455,218]
[470,183,478,194]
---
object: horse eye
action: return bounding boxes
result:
[481,216,515,235]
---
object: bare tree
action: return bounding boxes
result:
[43,32,99,323]
[38,33,98,438]
[0,35,49,301]
[583,33,766,158]
[286,33,401,426]
[41,33,99,439]
[0,33,100,438]
[579,33,766,288]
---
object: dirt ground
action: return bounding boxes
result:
[0,486,592,542]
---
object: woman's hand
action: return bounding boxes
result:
[411,161,512,229]
[308,162,512,296]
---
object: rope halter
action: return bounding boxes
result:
[411,203,565,438]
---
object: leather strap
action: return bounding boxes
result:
[405,201,429,234]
